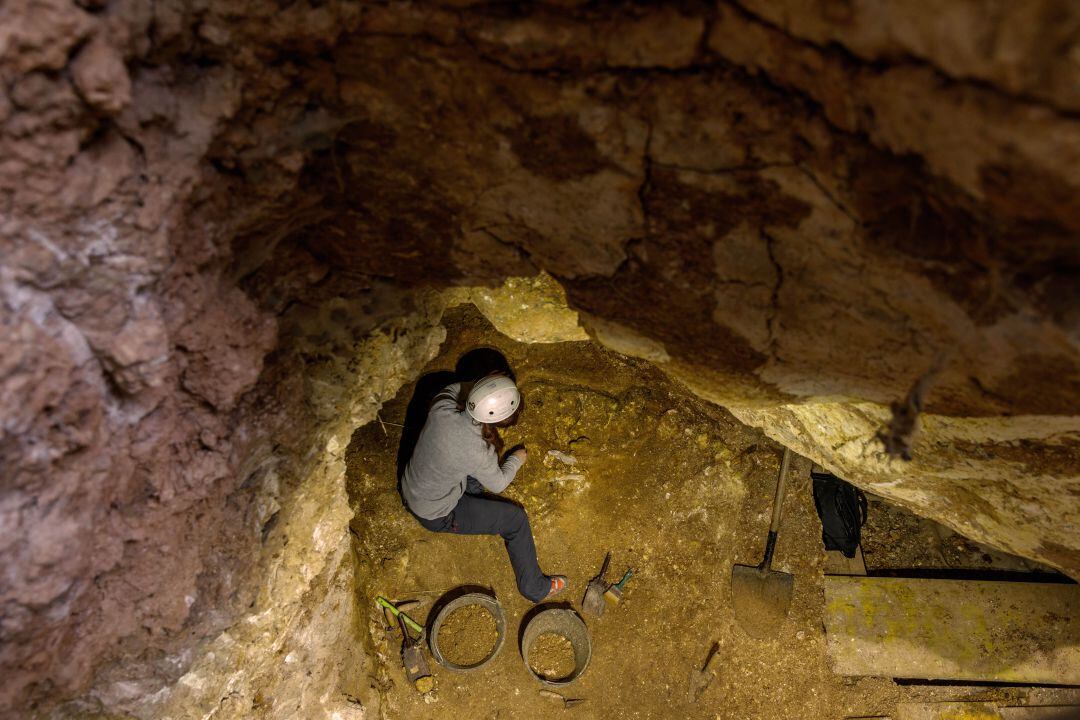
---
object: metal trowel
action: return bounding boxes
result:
[687,641,721,702]
[582,551,611,617]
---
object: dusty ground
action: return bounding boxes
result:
[861,499,1061,575]
[344,307,1043,720]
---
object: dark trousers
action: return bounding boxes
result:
[411,478,548,602]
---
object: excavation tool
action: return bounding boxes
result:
[582,552,611,617]
[375,596,425,636]
[687,641,721,702]
[539,689,586,708]
[397,615,435,693]
[731,447,795,639]
[603,568,633,607]
[379,598,419,627]
[375,596,434,693]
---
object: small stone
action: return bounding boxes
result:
[70,35,131,114]
[547,449,578,465]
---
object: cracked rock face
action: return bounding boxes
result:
[1,1,1077,717]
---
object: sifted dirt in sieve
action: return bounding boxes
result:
[345,304,1033,720]
[528,632,576,681]
[437,605,498,667]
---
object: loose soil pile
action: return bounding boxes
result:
[528,632,576,681]
[437,604,498,667]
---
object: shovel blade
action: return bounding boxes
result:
[688,669,713,703]
[402,645,431,685]
[731,564,794,639]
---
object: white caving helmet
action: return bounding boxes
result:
[466,374,521,424]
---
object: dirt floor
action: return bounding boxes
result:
[344,305,1056,720]
[861,499,1060,575]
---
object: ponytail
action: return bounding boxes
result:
[481,423,505,454]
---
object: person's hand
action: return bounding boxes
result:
[511,446,528,464]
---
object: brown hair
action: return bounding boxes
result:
[481,422,504,454]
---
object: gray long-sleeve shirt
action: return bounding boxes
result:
[401,383,524,520]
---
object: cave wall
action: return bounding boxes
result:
[1,1,377,714]
[1,0,1077,717]
[278,1,1079,567]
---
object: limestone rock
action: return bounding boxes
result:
[70,34,131,114]
[734,0,1080,112]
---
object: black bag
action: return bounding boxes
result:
[811,469,868,558]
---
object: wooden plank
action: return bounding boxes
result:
[999,708,1080,720]
[823,577,1080,684]
[896,703,1002,720]
[895,702,1080,720]
[1019,689,1080,707]
[1010,690,1080,708]
[825,545,867,576]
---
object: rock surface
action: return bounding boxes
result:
[0,1,1076,718]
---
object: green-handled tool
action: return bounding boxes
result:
[604,569,633,606]
[375,597,434,693]
[376,596,425,635]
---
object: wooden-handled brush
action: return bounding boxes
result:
[604,569,633,606]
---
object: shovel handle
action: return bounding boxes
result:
[762,448,792,569]
[397,613,412,642]
[598,551,611,579]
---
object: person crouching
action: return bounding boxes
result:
[400,373,567,602]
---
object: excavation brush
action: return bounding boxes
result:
[731,447,795,639]
[604,569,633,606]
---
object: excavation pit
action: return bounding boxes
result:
[345,305,1074,719]
[345,305,821,717]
